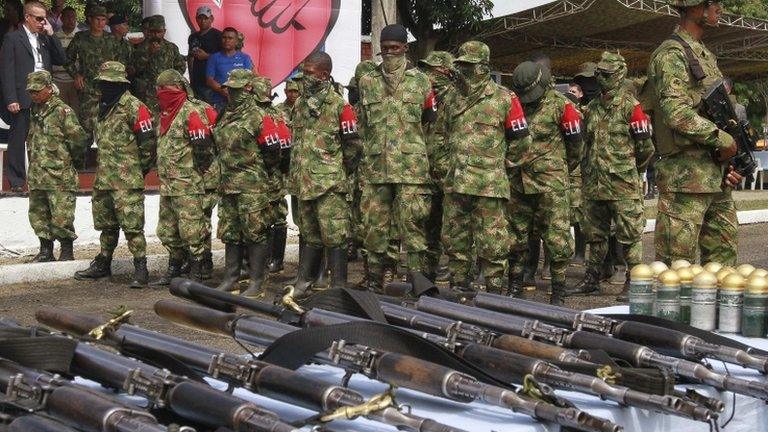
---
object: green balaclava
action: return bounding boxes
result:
[453,41,492,97]
[419,51,455,96]
[223,68,254,108]
[595,51,628,95]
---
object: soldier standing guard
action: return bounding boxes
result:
[508,61,584,304]
[74,61,156,288]
[570,52,655,301]
[357,24,436,291]
[151,69,217,285]
[648,0,741,266]
[441,41,518,295]
[26,71,87,262]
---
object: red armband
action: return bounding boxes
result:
[422,89,437,123]
[560,103,583,144]
[132,104,154,135]
[187,111,209,143]
[204,105,218,130]
[629,104,652,140]
[505,94,529,140]
[277,119,292,149]
[258,115,281,150]
[339,103,359,140]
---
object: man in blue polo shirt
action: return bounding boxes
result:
[205,26,253,110]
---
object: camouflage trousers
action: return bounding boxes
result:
[362,183,431,270]
[92,189,146,258]
[442,193,509,285]
[583,198,644,268]
[508,190,573,285]
[217,193,272,245]
[569,185,585,226]
[201,190,219,253]
[78,87,99,139]
[270,195,289,228]
[426,189,444,273]
[350,178,365,245]
[299,191,349,248]
[655,191,737,266]
[157,195,208,260]
[28,190,77,240]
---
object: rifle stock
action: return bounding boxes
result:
[154,299,237,336]
[8,415,79,432]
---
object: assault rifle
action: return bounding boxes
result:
[409,296,768,401]
[35,307,466,432]
[153,299,621,432]
[6,415,80,432]
[702,79,758,178]
[474,292,768,373]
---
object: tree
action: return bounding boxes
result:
[722,0,768,20]
[396,0,493,61]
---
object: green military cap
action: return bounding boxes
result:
[454,41,490,64]
[95,61,131,83]
[26,70,52,91]
[597,52,626,73]
[223,68,254,88]
[250,75,273,103]
[156,69,188,87]
[511,61,552,104]
[88,5,108,17]
[285,79,299,92]
[148,15,166,30]
[574,62,597,78]
[419,51,454,69]
[667,0,705,6]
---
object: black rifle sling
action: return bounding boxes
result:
[668,34,707,82]
[0,328,77,374]
[605,314,768,357]
[259,321,518,390]
[300,288,387,322]
[116,341,209,384]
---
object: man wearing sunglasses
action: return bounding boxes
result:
[0,0,65,192]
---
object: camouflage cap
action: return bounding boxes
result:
[26,70,52,91]
[667,0,705,6]
[95,61,130,83]
[87,5,108,17]
[156,69,188,87]
[285,79,299,92]
[148,15,166,30]
[597,52,626,73]
[511,61,552,104]
[419,51,455,69]
[454,41,490,64]
[250,75,273,103]
[223,68,254,89]
[574,62,597,78]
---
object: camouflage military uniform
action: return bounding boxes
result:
[132,18,186,115]
[583,53,654,274]
[358,62,434,273]
[26,73,88,243]
[114,37,133,70]
[441,42,511,291]
[648,27,737,265]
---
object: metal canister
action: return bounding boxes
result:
[689,264,704,277]
[649,261,669,316]
[737,264,756,279]
[703,262,723,275]
[691,271,718,331]
[656,269,681,322]
[677,266,694,324]
[750,268,768,279]
[718,273,745,334]
[671,259,691,270]
[629,264,654,316]
[742,275,768,338]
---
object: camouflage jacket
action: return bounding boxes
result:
[114,37,133,71]
[132,40,186,111]
[157,99,215,196]
[65,31,118,86]
[584,90,655,200]
[648,27,726,193]
[27,96,88,191]
[275,102,294,127]
[213,96,272,197]
[265,103,287,200]
[291,84,358,201]
[358,67,432,185]
[508,89,583,194]
[93,92,156,190]
[443,80,511,199]
[424,84,455,188]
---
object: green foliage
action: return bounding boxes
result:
[104,0,143,29]
[721,0,768,20]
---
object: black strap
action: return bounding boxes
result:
[668,34,707,82]
[258,321,517,390]
[0,327,77,374]
[116,341,209,384]
[300,289,387,322]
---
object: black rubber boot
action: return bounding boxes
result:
[313,251,330,290]
[290,244,323,297]
[242,243,269,298]
[567,267,600,296]
[151,258,184,286]
[74,254,112,280]
[599,236,618,281]
[217,243,243,292]
[365,264,385,294]
[187,258,204,282]
[616,271,630,303]
[267,225,287,273]
[508,270,524,298]
[523,237,539,289]
[609,242,628,286]
[550,280,566,305]
[201,250,213,280]
[328,247,348,290]
[30,238,55,263]
[58,239,74,261]
[285,236,305,286]
[129,257,149,289]
[572,224,586,266]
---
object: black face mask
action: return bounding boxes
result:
[98,81,129,117]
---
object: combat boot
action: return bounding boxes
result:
[129,257,149,289]
[187,258,204,282]
[242,243,269,298]
[328,247,348,289]
[572,224,586,267]
[609,242,627,286]
[567,268,601,296]
[30,238,55,263]
[550,280,566,306]
[615,272,630,303]
[267,225,287,273]
[200,250,213,280]
[151,258,184,286]
[508,270,524,298]
[74,253,112,280]
[313,252,331,290]
[217,243,243,292]
[290,245,323,297]
[58,239,74,261]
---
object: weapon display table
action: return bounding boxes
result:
[81,306,768,432]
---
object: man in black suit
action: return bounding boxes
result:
[0,1,65,192]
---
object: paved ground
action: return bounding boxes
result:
[1,223,767,349]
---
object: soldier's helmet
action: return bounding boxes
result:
[223,69,254,89]
[26,70,53,92]
[250,75,274,103]
[511,61,552,104]
[87,5,107,18]
[95,61,131,83]
[454,41,490,64]
[419,51,455,69]
[666,0,706,6]
[156,69,192,95]
[596,51,627,74]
